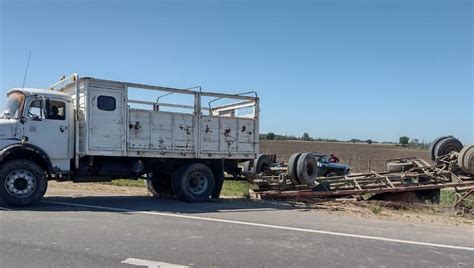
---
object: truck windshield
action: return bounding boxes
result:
[1,92,25,119]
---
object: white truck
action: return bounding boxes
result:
[0,74,260,206]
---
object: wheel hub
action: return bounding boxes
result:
[5,170,36,198]
[188,172,208,195]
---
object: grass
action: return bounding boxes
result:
[103,179,254,198]
[221,181,255,198]
[440,189,474,209]
[369,203,382,214]
[104,179,145,187]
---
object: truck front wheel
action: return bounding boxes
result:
[176,163,215,202]
[0,160,48,206]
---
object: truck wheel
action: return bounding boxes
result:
[177,163,215,202]
[171,167,185,198]
[0,160,47,206]
[458,145,474,174]
[386,161,414,172]
[429,136,450,161]
[145,174,172,198]
[241,160,253,172]
[433,137,463,160]
[254,154,272,174]
[287,153,302,185]
[296,153,318,186]
[211,160,225,199]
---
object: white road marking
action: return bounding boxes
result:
[43,200,474,252]
[122,258,188,268]
[0,207,12,211]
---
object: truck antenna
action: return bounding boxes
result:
[21,51,32,90]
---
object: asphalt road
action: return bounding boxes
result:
[1,191,473,267]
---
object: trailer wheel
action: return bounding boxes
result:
[458,145,474,175]
[386,161,414,172]
[433,137,463,160]
[254,154,272,174]
[287,153,302,185]
[177,163,215,202]
[0,160,47,206]
[241,161,253,172]
[429,136,451,161]
[296,153,318,186]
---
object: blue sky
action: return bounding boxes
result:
[1,0,472,143]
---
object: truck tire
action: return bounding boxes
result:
[433,137,463,160]
[254,154,272,174]
[177,163,215,202]
[211,160,225,199]
[458,145,474,174]
[287,153,302,185]
[429,136,450,161]
[145,174,173,198]
[296,153,318,186]
[145,180,160,196]
[241,160,253,173]
[386,161,414,172]
[0,160,47,206]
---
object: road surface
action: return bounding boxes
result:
[1,189,473,267]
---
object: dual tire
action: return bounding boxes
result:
[288,153,318,186]
[146,163,216,202]
[457,145,474,175]
[429,136,463,161]
[0,160,48,206]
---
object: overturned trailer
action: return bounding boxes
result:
[246,137,474,206]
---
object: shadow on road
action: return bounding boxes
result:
[2,195,302,214]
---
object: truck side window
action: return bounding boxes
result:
[46,101,66,120]
[98,96,116,111]
[28,100,45,119]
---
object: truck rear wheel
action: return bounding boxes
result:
[0,160,47,206]
[176,163,215,202]
[145,173,173,198]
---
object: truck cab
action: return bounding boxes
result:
[0,89,74,171]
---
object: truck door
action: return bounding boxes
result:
[89,88,125,151]
[24,98,70,170]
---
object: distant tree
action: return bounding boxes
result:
[399,136,410,146]
[266,132,275,140]
[410,138,419,146]
[367,139,373,145]
[302,132,311,141]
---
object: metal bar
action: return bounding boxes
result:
[259,182,474,198]
[49,73,78,91]
[83,77,257,101]
[74,74,80,169]
[372,171,395,188]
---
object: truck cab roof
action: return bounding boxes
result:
[7,88,72,101]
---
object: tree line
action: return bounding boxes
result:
[260,132,428,148]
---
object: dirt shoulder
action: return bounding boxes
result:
[46,181,473,227]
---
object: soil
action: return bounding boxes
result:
[260,140,430,173]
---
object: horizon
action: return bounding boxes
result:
[1,0,472,144]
